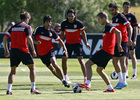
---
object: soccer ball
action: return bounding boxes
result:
[72,83,83,93]
[111,71,118,80]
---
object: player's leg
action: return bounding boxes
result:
[129,49,137,79]
[77,56,87,83]
[62,44,72,83]
[78,60,93,91]
[126,57,129,78]
[50,57,70,88]
[27,64,41,94]
[96,67,114,92]
[7,66,17,95]
[120,56,127,85]
[48,64,61,80]
[112,57,124,89]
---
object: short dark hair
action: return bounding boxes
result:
[97,11,108,19]
[108,2,118,9]
[67,9,75,15]
[20,11,31,21]
[123,1,131,7]
[43,15,52,23]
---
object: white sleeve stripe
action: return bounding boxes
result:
[33,26,39,35]
[6,32,11,36]
[109,27,114,33]
[80,26,85,30]
[124,21,130,25]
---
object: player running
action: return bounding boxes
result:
[109,2,133,89]
[60,9,91,84]
[3,11,41,95]
[78,11,122,92]
[122,1,138,79]
[32,15,70,88]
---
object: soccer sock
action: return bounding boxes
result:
[133,68,137,75]
[117,72,123,83]
[107,83,113,90]
[126,70,128,76]
[86,80,91,86]
[8,84,12,92]
[64,75,69,80]
[31,82,35,90]
[122,73,127,84]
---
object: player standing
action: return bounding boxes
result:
[32,15,70,88]
[122,1,138,79]
[60,9,91,83]
[78,11,122,92]
[3,11,41,95]
[108,2,133,89]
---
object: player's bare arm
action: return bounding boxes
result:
[3,35,10,57]
[81,31,91,50]
[27,35,37,57]
[58,31,65,48]
[113,28,123,52]
[59,39,68,58]
[127,25,133,46]
[132,26,138,48]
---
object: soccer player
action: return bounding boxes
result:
[3,11,41,95]
[32,15,70,88]
[122,1,138,79]
[78,11,122,92]
[60,9,91,83]
[108,2,133,89]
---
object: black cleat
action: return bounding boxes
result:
[62,80,70,88]
[6,90,12,95]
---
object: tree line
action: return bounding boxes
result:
[0,0,136,33]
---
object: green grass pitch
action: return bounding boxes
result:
[0,58,140,100]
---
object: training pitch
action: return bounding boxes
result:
[0,58,140,100]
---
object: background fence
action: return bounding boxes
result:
[0,32,140,59]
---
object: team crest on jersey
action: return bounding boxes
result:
[128,17,131,21]
[115,18,118,22]
[49,32,52,37]
[74,24,77,28]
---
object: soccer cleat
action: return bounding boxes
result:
[78,83,91,91]
[31,89,41,94]
[114,82,128,89]
[6,90,12,95]
[131,74,137,79]
[62,80,70,88]
[104,89,114,92]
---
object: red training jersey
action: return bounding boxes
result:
[112,13,130,43]
[102,23,116,55]
[33,26,60,56]
[61,19,85,44]
[5,22,32,53]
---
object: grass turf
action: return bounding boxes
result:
[0,58,140,100]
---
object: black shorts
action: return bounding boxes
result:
[39,49,55,67]
[10,48,34,67]
[90,49,112,68]
[63,43,83,58]
[114,42,128,57]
